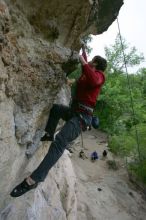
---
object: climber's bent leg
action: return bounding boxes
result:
[10,116,81,197]
[44,104,72,137]
[31,116,81,182]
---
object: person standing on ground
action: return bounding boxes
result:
[10,44,107,197]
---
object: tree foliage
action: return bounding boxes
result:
[95,35,146,184]
[105,34,144,74]
[68,34,146,183]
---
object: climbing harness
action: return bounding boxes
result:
[116,18,141,162]
[78,103,94,115]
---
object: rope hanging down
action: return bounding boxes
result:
[116,18,141,162]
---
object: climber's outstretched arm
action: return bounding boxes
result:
[79,41,88,65]
[79,54,87,66]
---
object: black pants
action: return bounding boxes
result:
[30,104,92,182]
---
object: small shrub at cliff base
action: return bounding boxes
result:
[128,161,146,184]
[128,124,146,184]
[107,160,119,170]
[108,134,136,157]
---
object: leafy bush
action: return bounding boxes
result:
[109,134,136,157]
[96,35,146,185]
[128,161,146,184]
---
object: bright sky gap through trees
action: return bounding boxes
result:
[89,0,146,72]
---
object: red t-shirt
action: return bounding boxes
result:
[75,51,105,107]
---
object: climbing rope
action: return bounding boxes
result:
[116,17,141,163]
[80,124,84,150]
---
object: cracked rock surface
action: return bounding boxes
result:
[0,0,123,219]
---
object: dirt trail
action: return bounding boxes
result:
[70,129,146,220]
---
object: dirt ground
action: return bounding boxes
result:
[69,129,146,220]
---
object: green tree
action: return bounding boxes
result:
[96,34,146,184]
[95,34,145,132]
[105,34,144,74]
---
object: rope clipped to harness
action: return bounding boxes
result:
[79,114,90,150]
[80,122,84,150]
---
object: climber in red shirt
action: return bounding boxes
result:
[74,51,105,108]
[10,44,107,197]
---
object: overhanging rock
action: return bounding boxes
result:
[5,0,123,49]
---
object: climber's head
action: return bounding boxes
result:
[90,56,107,72]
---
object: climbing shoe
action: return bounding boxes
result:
[10,179,38,197]
[41,133,53,142]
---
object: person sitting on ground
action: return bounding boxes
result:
[91,151,98,162]
[10,43,107,197]
[103,150,107,158]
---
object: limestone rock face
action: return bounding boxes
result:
[0,0,123,219]
[4,0,123,49]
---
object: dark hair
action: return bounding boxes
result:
[92,56,107,71]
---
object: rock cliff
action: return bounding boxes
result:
[0,0,123,219]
